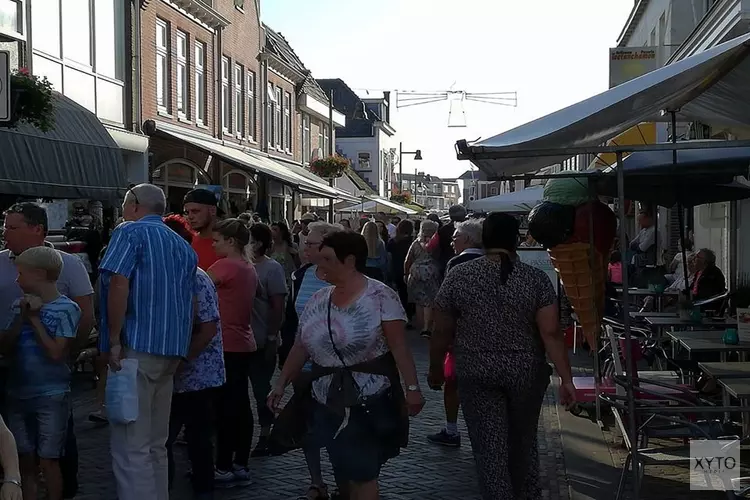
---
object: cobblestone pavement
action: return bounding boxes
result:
[70,334,570,499]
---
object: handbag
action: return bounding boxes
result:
[326,294,400,439]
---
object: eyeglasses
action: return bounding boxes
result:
[126,184,140,205]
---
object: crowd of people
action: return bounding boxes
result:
[0,183,578,500]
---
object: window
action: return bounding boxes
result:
[63,0,91,65]
[318,127,324,155]
[302,114,311,163]
[234,64,244,136]
[323,125,330,156]
[283,92,292,151]
[274,87,282,149]
[658,13,666,46]
[234,0,244,8]
[156,19,169,111]
[490,186,498,196]
[195,42,206,124]
[247,71,256,140]
[176,31,188,118]
[358,152,371,170]
[267,83,277,147]
[222,56,231,133]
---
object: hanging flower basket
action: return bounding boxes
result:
[309,155,349,179]
[8,68,56,132]
[390,191,412,205]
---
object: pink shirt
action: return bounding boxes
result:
[209,258,258,352]
[608,262,623,284]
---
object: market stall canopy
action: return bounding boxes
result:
[154,126,358,202]
[595,145,750,207]
[338,195,418,215]
[0,93,127,202]
[457,32,750,177]
[467,186,543,213]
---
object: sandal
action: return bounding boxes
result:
[298,484,328,500]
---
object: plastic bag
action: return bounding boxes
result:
[527,202,576,249]
[543,176,590,206]
[443,351,456,382]
[105,358,139,424]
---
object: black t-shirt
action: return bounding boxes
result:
[387,236,413,279]
[437,221,457,270]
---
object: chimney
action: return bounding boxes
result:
[383,91,391,123]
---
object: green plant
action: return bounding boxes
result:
[309,155,349,178]
[11,68,55,132]
[390,191,412,204]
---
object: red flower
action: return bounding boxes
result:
[17,67,30,76]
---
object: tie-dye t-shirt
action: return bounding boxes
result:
[298,278,407,404]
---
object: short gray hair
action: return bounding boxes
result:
[126,183,167,215]
[455,218,483,247]
[308,221,343,239]
[419,219,438,240]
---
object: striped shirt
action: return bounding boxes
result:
[294,265,329,318]
[98,215,197,357]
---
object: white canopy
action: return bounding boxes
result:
[467,186,543,213]
[338,195,418,215]
[458,32,750,176]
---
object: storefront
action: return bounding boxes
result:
[151,159,212,214]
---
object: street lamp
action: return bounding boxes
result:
[398,142,422,196]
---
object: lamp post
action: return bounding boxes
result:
[398,142,422,197]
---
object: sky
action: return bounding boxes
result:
[260,0,635,179]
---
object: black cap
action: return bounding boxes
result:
[184,188,218,207]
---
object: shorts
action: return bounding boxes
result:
[7,393,70,459]
[309,397,396,483]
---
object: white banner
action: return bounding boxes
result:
[518,248,558,295]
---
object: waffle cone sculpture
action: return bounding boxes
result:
[548,242,606,348]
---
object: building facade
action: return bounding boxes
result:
[140,0,349,221]
[396,172,447,211]
[318,79,397,199]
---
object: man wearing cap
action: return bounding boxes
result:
[183,189,221,270]
[436,205,467,272]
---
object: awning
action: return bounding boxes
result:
[589,123,657,169]
[467,186,544,213]
[155,127,357,202]
[458,32,750,176]
[338,195,418,215]
[0,93,127,201]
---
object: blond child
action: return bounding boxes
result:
[0,246,81,500]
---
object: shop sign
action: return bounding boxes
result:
[0,50,8,122]
[609,47,662,88]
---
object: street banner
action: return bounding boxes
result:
[609,47,662,88]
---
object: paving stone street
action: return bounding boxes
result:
[70,334,570,499]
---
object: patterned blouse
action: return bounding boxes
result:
[174,268,226,393]
[298,278,406,404]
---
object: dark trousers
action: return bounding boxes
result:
[61,413,79,498]
[216,352,253,471]
[248,347,275,430]
[167,388,216,493]
[394,278,413,320]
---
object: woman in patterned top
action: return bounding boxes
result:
[405,219,441,338]
[269,231,424,500]
[162,215,225,496]
[429,213,575,500]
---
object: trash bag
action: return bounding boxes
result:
[527,202,576,248]
[571,201,618,255]
[543,176,591,206]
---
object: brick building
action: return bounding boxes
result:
[139,0,351,220]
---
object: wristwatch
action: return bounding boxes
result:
[406,384,420,392]
[2,478,22,488]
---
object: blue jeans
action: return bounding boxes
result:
[7,393,70,459]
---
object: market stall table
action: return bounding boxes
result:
[717,377,750,436]
[615,288,680,312]
[698,362,750,379]
[644,316,736,330]
[667,330,750,362]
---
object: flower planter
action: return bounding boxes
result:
[309,155,349,179]
[1,69,56,132]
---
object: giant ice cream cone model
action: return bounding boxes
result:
[528,177,617,347]
[547,242,606,347]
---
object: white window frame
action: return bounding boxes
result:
[302,114,311,163]
[267,83,276,147]
[234,63,244,137]
[176,30,188,118]
[323,125,330,156]
[274,87,282,150]
[358,152,371,170]
[283,92,292,152]
[222,56,231,133]
[156,19,169,112]
[194,41,206,125]
[247,71,256,141]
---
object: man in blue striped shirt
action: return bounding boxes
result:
[99,183,197,500]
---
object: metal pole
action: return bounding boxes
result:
[617,150,639,497]
[399,142,403,194]
[328,90,334,221]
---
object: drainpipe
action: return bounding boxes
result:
[262,59,269,153]
[132,0,143,134]
[216,27,224,139]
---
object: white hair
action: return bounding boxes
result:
[419,219,438,242]
[308,221,343,239]
[126,183,167,215]
[455,218,483,247]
